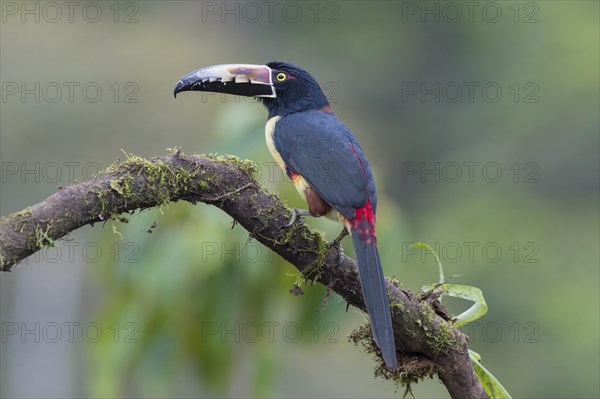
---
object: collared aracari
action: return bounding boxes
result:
[174,62,397,369]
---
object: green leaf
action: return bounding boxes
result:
[411,242,444,283]
[470,350,512,399]
[421,283,488,327]
[416,243,510,398]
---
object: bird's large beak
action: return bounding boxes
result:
[174,64,275,98]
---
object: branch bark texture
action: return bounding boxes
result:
[0,151,488,399]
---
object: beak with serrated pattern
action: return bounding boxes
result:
[174,64,275,98]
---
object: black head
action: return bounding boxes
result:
[174,62,330,118]
[261,62,330,118]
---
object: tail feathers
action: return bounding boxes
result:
[351,229,397,369]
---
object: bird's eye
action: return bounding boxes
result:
[276,72,287,82]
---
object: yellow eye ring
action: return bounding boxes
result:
[276,72,287,82]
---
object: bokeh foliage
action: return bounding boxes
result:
[1,1,598,398]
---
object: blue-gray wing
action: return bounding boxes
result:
[273,110,377,220]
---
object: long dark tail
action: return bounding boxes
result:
[351,228,397,368]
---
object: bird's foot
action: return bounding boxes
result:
[285,208,310,227]
[327,228,349,265]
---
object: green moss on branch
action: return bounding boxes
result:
[0,150,487,399]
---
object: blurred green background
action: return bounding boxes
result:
[1,1,598,398]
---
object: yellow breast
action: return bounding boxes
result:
[265,116,307,200]
[265,116,285,171]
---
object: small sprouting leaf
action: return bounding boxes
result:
[421,283,488,327]
[470,350,512,399]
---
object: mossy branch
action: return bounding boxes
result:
[0,150,488,399]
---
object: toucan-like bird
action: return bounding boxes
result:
[174,62,397,369]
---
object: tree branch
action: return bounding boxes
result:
[0,151,488,399]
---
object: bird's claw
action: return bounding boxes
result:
[285,208,310,227]
[331,243,345,265]
[327,239,345,265]
[327,228,349,265]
